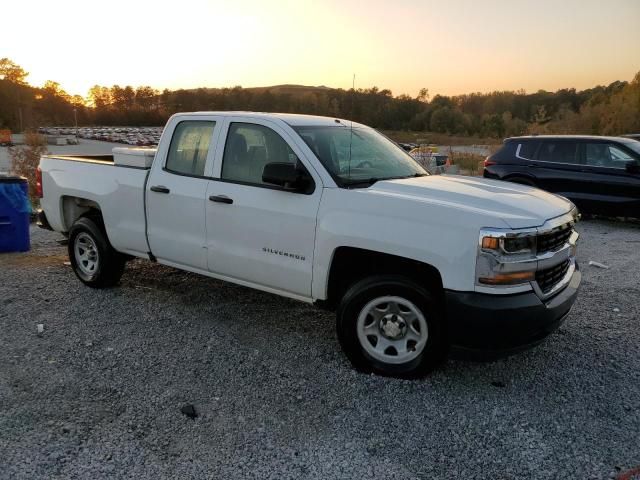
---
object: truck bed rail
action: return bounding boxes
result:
[42,154,114,164]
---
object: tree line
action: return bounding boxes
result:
[1,58,638,138]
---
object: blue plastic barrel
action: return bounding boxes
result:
[0,176,31,253]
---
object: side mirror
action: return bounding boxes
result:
[262,162,313,193]
[626,160,640,174]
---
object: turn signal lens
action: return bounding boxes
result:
[478,271,535,285]
[481,237,499,250]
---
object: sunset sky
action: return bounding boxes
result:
[3,0,639,98]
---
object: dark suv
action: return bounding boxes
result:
[484,135,640,217]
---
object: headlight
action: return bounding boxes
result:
[481,234,536,255]
[477,229,537,287]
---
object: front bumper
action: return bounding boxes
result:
[445,266,581,356]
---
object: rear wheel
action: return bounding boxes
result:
[336,275,447,378]
[68,216,125,288]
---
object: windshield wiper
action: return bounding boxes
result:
[341,173,427,188]
[341,177,381,188]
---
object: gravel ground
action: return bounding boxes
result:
[1,219,639,480]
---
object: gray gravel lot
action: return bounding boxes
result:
[1,219,639,480]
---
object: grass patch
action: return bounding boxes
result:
[448,151,486,176]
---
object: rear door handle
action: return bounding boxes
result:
[150,185,170,194]
[209,195,233,204]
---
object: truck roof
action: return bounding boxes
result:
[172,111,367,128]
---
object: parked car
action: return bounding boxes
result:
[621,134,640,141]
[484,135,640,217]
[409,146,448,174]
[398,142,418,152]
[37,112,581,378]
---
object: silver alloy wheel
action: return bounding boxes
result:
[356,295,428,365]
[74,232,100,277]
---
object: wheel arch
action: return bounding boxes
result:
[322,246,444,310]
[61,195,102,232]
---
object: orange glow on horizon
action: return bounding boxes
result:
[2,0,639,99]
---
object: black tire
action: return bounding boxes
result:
[68,216,126,288]
[336,275,447,378]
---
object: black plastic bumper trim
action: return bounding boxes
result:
[444,267,581,355]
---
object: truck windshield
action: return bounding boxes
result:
[293,125,427,187]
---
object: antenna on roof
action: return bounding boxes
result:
[348,73,355,179]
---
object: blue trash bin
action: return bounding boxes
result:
[0,176,31,253]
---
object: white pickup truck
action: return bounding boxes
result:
[37,112,581,377]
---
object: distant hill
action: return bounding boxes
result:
[3,53,638,137]
[190,84,335,97]
[246,84,333,95]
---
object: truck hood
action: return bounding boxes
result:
[365,175,573,229]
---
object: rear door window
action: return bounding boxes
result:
[537,141,579,164]
[166,121,216,176]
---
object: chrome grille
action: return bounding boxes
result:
[537,224,573,254]
[535,259,570,294]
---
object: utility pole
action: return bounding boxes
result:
[74,108,78,136]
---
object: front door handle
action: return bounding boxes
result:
[209,195,233,204]
[150,185,170,194]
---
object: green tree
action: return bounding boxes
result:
[417,88,429,103]
[482,114,506,137]
[532,105,551,124]
[135,86,157,110]
[88,85,112,108]
[0,58,28,84]
[430,107,453,133]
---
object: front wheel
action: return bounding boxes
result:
[68,216,126,288]
[336,275,447,378]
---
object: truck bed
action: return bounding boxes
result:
[39,154,151,257]
[45,149,156,170]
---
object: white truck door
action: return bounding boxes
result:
[205,119,322,298]
[146,117,223,270]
